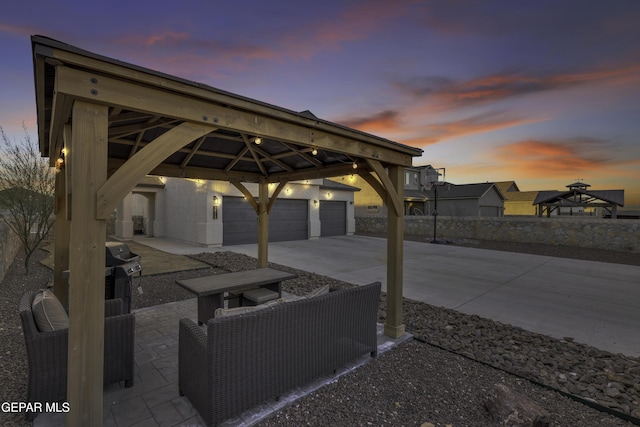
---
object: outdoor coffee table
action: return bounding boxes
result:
[176,268,297,325]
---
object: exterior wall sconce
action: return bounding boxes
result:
[54,147,67,172]
[55,156,64,171]
[212,195,220,219]
[326,192,332,199]
[313,200,318,206]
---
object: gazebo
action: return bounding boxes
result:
[533,182,624,218]
[31,35,422,425]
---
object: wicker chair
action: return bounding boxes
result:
[19,291,136,420]
[179,281,381,426]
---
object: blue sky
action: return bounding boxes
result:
[2,0,639,206]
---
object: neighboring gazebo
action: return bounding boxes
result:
[31,35,422,425]
[533,182,624,218]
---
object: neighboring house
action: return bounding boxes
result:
[112,177,359,245]
[342,165,505,217]
[533,182,625,218]
[495,181,539,216]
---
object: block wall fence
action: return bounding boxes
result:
[356,215,640,253]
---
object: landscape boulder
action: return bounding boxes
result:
[485,384,550,427]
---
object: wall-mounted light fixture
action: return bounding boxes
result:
[55,156,64,171]
[313,200,318,206]
[326,192,332,199]
[253,137,262,145]
[212,195,220,219]
[311,148,318,156]
[285,188,291,195]
[54,147,66,172]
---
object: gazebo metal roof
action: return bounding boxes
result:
[31,35,421,425]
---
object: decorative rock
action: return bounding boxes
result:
[485,384,550,427]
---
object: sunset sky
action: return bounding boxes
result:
[2,1,639,207]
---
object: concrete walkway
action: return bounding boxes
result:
[136,235,640,357]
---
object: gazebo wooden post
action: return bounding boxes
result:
[67,101,108,426]
[52,125,71,308]
[384,165,405,338]
[257,182,269,267]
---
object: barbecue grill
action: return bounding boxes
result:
[105,242,142,313]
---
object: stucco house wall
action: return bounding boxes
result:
[113,177,356,246]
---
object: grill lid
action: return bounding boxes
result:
[105,242,140,266]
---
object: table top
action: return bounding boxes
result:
[176,268,297,296]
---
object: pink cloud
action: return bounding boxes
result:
[395,63,640,110]
[493,138,633,179]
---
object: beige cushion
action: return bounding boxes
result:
[243,288,279,303]
[32,290,69,332]
[214,300,279,318]
[305,285,330,299]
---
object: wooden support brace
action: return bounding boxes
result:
[366,159,403,217]
[96,122,215,219]
[230,180,259,214]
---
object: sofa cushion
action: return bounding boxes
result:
[32,290,69,332]
[305,285,330,299]
[214,299,279,318]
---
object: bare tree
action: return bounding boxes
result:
[0,125,55,274]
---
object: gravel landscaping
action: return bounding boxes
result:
[1,241,638,426]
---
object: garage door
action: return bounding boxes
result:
[223,197,308,245]
[320,201,346,237]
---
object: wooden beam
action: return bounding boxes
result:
[384,165,405,339]
[46,45,421,158]
[224,146,249,173]
[267,163,364,183]
[366,159,403,217]
[252,145,293,171]
[109,117,177,138]
[180,135,207,168]
[53,161,70,309]
[54,66,415,167]
[107,159,265,183]
[48,91,73,167]
[67,100,108,426]
[96,122,215,219]
[242,134,268,176]
[280,141,322,166]
[257,182,269,268]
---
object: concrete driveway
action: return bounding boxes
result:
[138,235,640,357]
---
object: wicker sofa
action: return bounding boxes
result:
[179,281,381,426]
[19,291,135,420]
